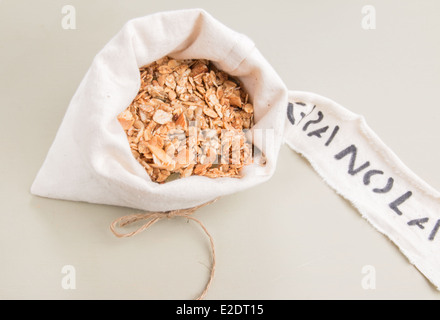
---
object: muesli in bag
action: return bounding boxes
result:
[31,8,287,213]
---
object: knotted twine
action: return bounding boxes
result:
[110,198,218,300]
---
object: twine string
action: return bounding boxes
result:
[109,199,218,300]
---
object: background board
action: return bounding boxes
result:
[1,0,439,299]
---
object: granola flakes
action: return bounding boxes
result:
[118,56,254,183]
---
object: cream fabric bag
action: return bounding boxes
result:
[31,9,440,292]
[31,8,287,212]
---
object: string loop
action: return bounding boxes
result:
[110,199,218,300]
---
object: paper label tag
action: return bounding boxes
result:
[284,90,440,290]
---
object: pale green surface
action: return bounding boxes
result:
[0,0,439,299]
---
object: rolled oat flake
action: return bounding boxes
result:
[31,9,440,298]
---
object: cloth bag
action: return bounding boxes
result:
[31,9,440,292]
[31,8,286,212]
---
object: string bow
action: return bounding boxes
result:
[110,199,218,300]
